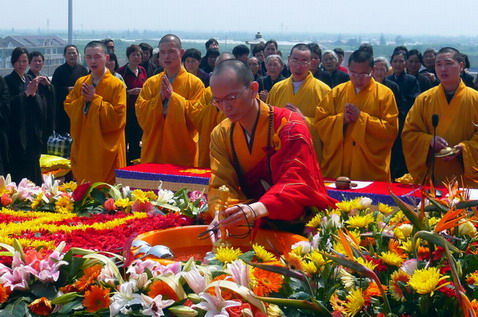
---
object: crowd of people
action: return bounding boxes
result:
[0,34,477,196]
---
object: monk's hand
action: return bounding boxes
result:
[430,136,448,152]
[345,103,360,123]
[259,90,268,101]
[82,83,95,102]
[128,87,142,95]
[25,78,39,96]
[219,202,269,229]
[160,76,172,101]
[443,144,463,161]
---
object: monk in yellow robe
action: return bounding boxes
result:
[135,34,204,166]
[207,60,336,237]
[267,44,330,158]
[402,47,478,187]
[188,53,234,168]
[315,49,398,181]
[65,41,126,184]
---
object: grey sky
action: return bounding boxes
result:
[0,0,476,36]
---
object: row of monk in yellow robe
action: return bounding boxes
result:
[65,36,478,189]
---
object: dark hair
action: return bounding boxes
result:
[252,43,265,56]
[126,45,142,58]
[103,38,114,45]
[390,51,406,64]
[308,43,322,59]
[28,51,44,63]
[393,45,408,55]
[212,59,254,87]
[358,43,374,56]
[289,43,311,56]
[139,43,153,55]
[108,53,119,71]
[333,48,344,57]
[437,47,465,63]
[182,48,201,62]
[423,48,436,57]
[348,49,374,67]
[63,44,78,56]
[159,34,182,49]
[232,45,250,58]
[205,48,220,58]
[11,47,29,65]
[406,49,423,63]
[84,40,107,53]
[205,38,218,49]
[265,40,278,50]
[463,54,471,69]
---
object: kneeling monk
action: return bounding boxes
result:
[208,60,336,232]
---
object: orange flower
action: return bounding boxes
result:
[364,281,386,299]
[389,270,411,302]
[148,279,178,301]
[83,285,111,312]
[28,297,54,316]
[251,267,284,296]
[434,209,467,233]
[207,274,236,300]
[388,239,406,258]
[0,284,11,304]
[61,264,103,293]
[0,194,12,206]
[471,299,478,313]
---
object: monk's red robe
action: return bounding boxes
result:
[209,100,336,221]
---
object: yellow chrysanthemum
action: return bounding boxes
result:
[336,199,361,213]
[389,269,410,301]
[55,196,74,214]
[59,181,77,192]
[266,304,284,317]
[356,257,377,271]
[131,190,149,203]
[307,250,327,267]
[390,211,405,224]
[346,214,374,229]
[339,268,355,289]
[466,270,478,286]
[144,191,158,201]
[400,240,414,253]
[214,246,242,264]
[301,261,318,274]
[305,213,322,228]
[115,198,131,209]
[344,288,365,316]
[427,217,440,228]
[286,252,304,270]
[290,246,304,256]
[31,193,44,209]
[380,251,404,267]
[408,267,450,295]
[252,244,276,262]
[377,203,394,214]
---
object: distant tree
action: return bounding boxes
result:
[380,34,386,46]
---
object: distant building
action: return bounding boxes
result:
[0,35,66,76]
[246,32,265,52]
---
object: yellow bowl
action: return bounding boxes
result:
[134,225,307,261]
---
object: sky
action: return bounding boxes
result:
[0,0,477,37]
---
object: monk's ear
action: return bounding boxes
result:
[179,48,185,59]
[249,81,259,93]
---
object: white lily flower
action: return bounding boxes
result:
[109,280,142,316]
[192,286,241,317]
[182,266,207,294]
[226,260,249,287]
[141,294,175,317]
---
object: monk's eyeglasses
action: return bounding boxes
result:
[212,87,248,106]
[349,71,372,79]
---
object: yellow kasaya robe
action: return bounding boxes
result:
[266,72,330,158]
[402,81,478,187]
[65,70,126,184]
[135,67,204,166]
[314,78,398,181]
[188,87,226,168]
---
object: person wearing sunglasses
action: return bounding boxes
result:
[315,49,399,182]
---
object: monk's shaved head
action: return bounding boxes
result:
[159,34,182,49]
[212,59,254,87]
[84,40,107,54]
[215,52,235,66]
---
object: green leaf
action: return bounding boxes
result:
[390,192,425,230]
[30,282,58,299]
[246,262,307,281]
[238,251,255,263]
[413,231,462,254]
[427,198,450,214]
[0,297,30,317]
[253,295,330,314]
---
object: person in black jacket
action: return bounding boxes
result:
[51,45,88,135]
[406,49,432,92]
[28,51,55,152]
[319,50,349,88]
[4,47,51,184]
[0,76,10,176]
